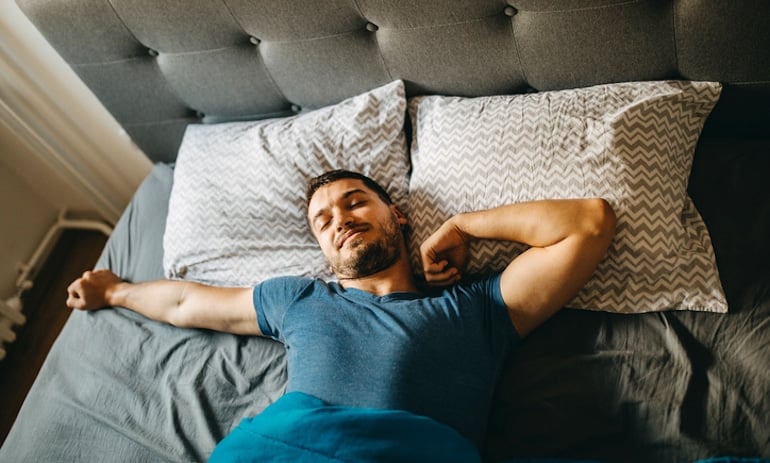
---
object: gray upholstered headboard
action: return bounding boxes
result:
[17,0,770,163]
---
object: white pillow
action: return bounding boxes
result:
[407,80,727,313]
[164,80,409,286]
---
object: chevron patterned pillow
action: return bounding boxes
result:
[163,80,409,287]
[407,80,727,313]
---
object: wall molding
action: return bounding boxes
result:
[0,2,151,223]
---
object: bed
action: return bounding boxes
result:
[2,1,769,462]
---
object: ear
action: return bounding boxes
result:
[390,205,408,227]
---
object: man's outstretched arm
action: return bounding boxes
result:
[420,198,616,336]
[66,269,261,336]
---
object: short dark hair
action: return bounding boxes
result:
[306,170,393,207]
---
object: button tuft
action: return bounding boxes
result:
[290,104,301,113]
[147,48,159,57]
[249,36,261,46]
[504,6,518,17]
[365,22,379,32]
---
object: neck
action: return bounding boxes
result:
[337,253,418,296]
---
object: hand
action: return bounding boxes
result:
[419,219,469,287]
[66,269,122,311]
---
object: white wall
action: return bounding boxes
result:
[0,0,153,300]
[0,131,57,299]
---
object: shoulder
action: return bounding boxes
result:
[254,276,334,302]
[419,273,507,316]
[253,276,331,338]
[256,275,318,290]
[434,273,504,302]
[438,273,512,323]
[453,273,521,341]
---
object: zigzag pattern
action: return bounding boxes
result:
[164,80,410,287]
[407,81,727,313]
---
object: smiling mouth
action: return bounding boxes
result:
[338,227,367,248]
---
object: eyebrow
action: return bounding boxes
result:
[310,188,368,226]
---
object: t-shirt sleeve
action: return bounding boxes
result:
[470,273,522,345]
[253,276,313,340]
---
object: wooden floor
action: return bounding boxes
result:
[0,230,107,445]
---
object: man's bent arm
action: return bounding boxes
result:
[66,269,261,336]
[421,198,616,336]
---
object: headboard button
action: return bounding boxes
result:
[366,22,379,32]
[504,6,518,17]
[147,48,159,57]
[249,36,261,46]
[291,104,301,113]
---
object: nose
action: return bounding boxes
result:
[334,212,354,231]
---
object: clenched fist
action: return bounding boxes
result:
[419,218,469,287]
[66,269,122,311]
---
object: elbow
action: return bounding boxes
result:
[585,198,617,244]
[168,283,194,328]
[166,304,188,328]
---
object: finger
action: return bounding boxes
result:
[423,260,449,275]
[419,241,444,263]
[66,279,84,307]
[67,278,83,296]
[424,267,461,286]
[66,290,81,309]
[426,275,461,287]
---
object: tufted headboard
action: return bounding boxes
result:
[5,3,770,462]
[17,0,770,163]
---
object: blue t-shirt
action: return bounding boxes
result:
[253,274,519,446]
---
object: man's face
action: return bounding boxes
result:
[307,179,406,279]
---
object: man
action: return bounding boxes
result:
[67,170,616,461]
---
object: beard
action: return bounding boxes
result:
[329,213,403,280]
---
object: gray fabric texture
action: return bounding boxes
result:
[0,164,288,462]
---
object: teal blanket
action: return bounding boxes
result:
[209,392,481,463]
[209,392,768,463]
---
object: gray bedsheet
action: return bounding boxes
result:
[2,146,769,462]
[1,164,287,462]
[486,140,770,462]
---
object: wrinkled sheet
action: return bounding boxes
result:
[485,140,770,462]
[1,164,288,462]
[2,140,769,462]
